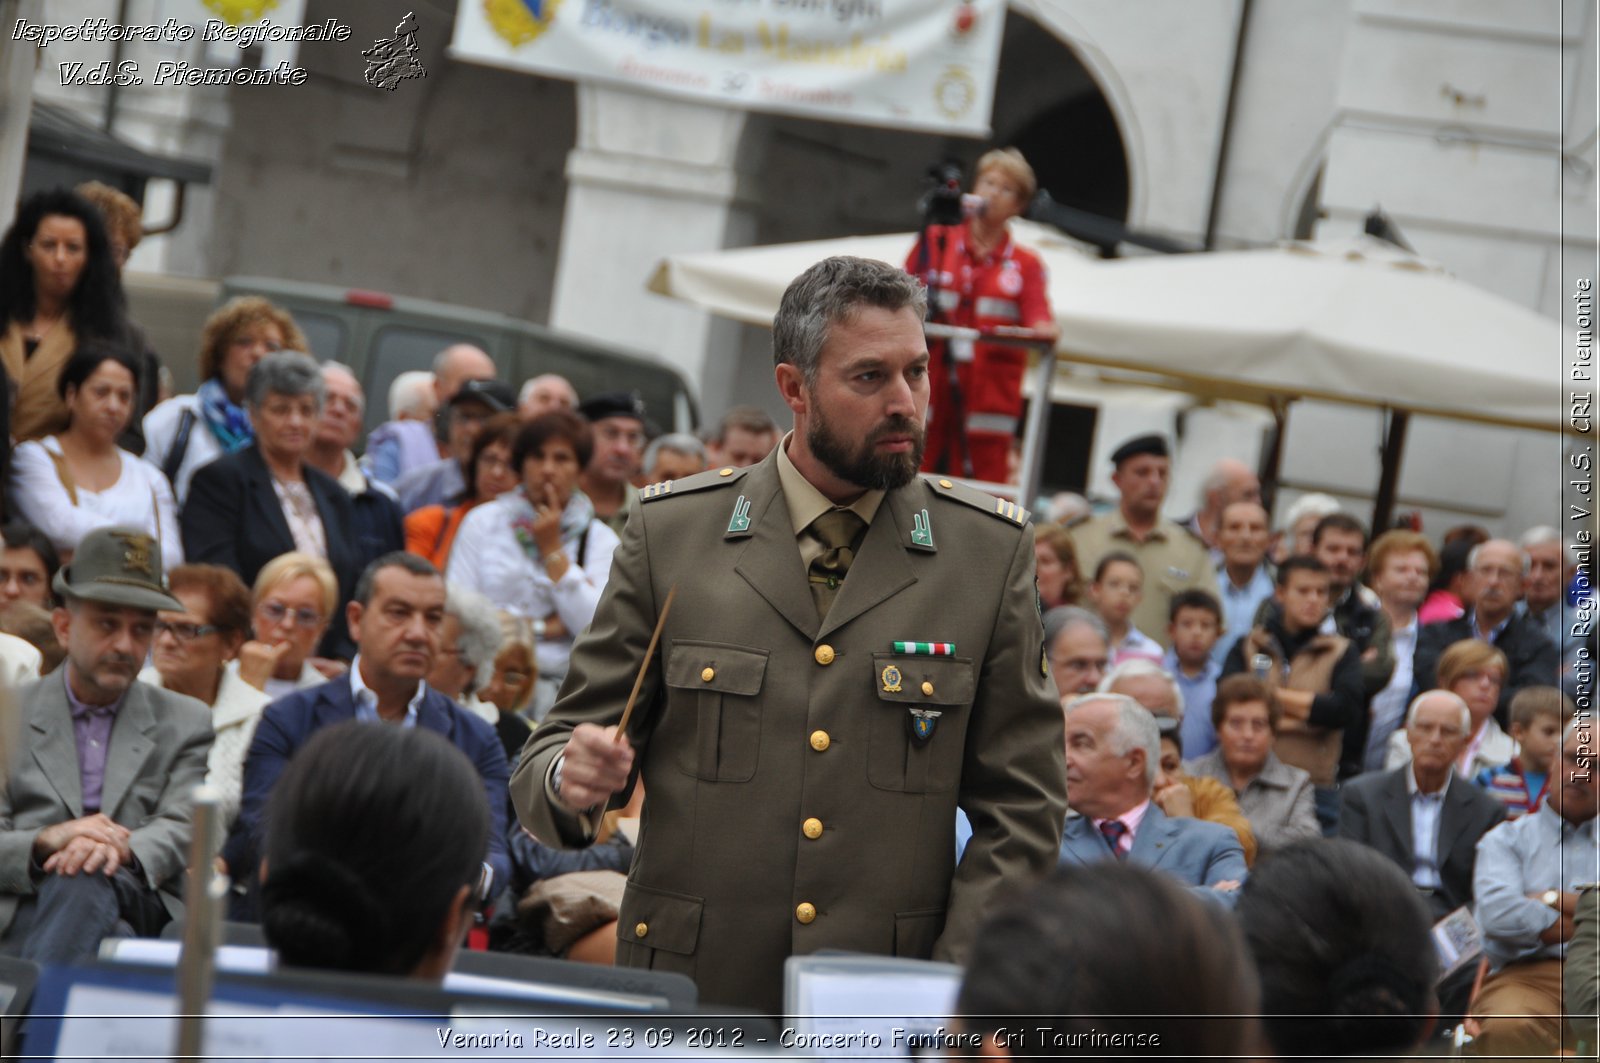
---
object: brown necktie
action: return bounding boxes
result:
[808,509,866,619]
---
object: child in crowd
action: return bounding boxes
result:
[1475,686,1572,818]
[1089,551,1163,666]
[1164,589,1225,757]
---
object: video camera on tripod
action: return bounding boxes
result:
[919,162,985,227]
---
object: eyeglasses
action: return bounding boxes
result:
[258,601,324,629]
[155,620,219,642]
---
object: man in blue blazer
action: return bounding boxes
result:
[224,553,510,897]
[1059,693,1247,903]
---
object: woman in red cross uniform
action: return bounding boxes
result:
[905,148,1058,484]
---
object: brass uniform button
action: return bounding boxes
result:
[718,467,734,476]
[701,666,716,682]
[795,902,817,924]
[938,479,953,489]
[814,644,835,666]
[802,817,823,839]
[809,730,831,752]
[921,681,934,696]
[635,922,649,938]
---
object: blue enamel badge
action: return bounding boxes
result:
[907,707,941,746]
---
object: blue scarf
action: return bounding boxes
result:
[197,377,254,453]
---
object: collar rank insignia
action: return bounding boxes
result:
[725,495,752,536]
[907,707,942,746]
[909,508,935,550]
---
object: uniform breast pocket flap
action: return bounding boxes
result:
[867,653,974,793]
[664,641,768,782]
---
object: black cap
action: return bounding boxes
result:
[449,378,516,413]
[1110,433,1169,466]
[578,390,647,424]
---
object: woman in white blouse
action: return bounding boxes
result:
[138,563,269,832]
[10,339,181,569]
[447,410,618,716]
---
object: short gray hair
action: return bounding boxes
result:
[1065,693,1160,787]
[247,350,325,412]
[388,370,433,419]
[772,256,926,384]
[1467,539,1519,575]
[1043,605,1107,649]
[1405,689,1471,734]
[445,583,503,693]
[1100,658,1185,720]
[1518,525,1561,574]
[643,432,706,474]
[322,361,364,413]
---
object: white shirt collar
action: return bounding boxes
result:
[348,653,424,727]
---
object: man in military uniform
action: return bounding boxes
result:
[1070,434,1220,649]
[513,256,1067,1014]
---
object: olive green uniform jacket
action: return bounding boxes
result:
[512,454,1067,1013]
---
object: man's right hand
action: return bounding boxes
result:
[558,723,634,811]
[32,813,131,863]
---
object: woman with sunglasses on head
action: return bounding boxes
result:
[232,552,339,699]
[139,563,269,832]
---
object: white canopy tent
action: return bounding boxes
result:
[649,230,1571,519]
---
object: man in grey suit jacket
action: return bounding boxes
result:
[0,526,213,964]
[1059,694,1247,903]
[1339,689,1506,922]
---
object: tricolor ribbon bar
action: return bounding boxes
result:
[893,641,955,656]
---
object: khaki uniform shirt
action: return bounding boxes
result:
[512,449,1067,1014]
[1070,510,1220,647]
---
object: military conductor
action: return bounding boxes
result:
[512,256,1067,1013]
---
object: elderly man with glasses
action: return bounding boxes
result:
[1413,539,1560,726]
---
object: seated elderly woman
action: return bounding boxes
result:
[479,640,536,765]
[1185,674,1320,852]
[427,583,506,725]
[144,296,306,504]
[138,563,269,831]
[447,410,618,717]
[181,351,359,659]
[10,340,180,569]
[1387,639,1515,778]
[229,552,340,699]
[260,721,489,980]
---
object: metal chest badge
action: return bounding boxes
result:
[881,664,903,693]
[907,707,942,746]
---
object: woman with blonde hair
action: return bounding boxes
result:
[1386,639,1515,778]
[231,551,341,698]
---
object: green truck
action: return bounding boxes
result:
[124,272,699,436]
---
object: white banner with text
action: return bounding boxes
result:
[450,0,1005,135]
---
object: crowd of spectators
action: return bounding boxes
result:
[0,184,1592,1053]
